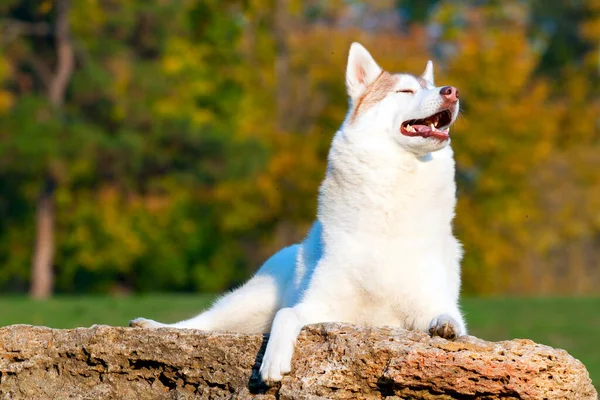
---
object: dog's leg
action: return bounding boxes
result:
[129,245,299,333]
[129,275,280,332]
[417,303,467,340]
[428,313,465,339]
[259,303,328,384]
[129,275,284,332]
[176,273,284,333]
[129,318,170,328]
[259,307,305,383]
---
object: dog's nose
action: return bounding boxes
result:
[439,86,459,102]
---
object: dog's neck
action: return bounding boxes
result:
[316,126,456,237]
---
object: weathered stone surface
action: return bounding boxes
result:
[0,323,596,399]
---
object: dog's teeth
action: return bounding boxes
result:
[430,123,435,129]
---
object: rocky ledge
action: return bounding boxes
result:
[0,323,596,399]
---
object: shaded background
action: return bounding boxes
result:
[1,0,600,390]
[0,1,599,297]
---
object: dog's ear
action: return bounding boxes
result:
[421,60,434,85]
[346,42,382,101]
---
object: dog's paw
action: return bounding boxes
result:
[259,353,292,384]
[129,317,165,328]
[428,314,460,340]
[259,338,294,384]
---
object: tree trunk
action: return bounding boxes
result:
[30,178,56,299]
[29,0,74,299]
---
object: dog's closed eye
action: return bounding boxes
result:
[396,89,415,94]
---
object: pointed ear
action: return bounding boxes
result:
[421,60,434,85]
[346,42,382,101]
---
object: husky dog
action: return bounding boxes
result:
[130,42,466,384]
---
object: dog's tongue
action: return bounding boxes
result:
[402,123,449,140]
[413,124,433,134]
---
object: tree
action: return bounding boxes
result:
[431,0,600,294]
[0,0,598,296]
[1,0,74,298]
[29,0,74,298]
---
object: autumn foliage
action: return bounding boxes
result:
[0,0,598,295]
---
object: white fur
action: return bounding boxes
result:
[130,42,466,384]
[346,42,382,100]
[422,60,435,85]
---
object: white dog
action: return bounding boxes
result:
[130,42,466,384]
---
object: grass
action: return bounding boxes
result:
[0,295,598,389]
[0,294,216,329]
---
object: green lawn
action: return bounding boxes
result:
[0,294,216,329]
[0,296,597,390]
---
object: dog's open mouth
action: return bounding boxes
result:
[400,109,453,140]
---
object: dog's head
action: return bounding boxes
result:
[344,43,459,155]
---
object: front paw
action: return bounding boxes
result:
[259,338,294,384]
[129,317,165,328]
[428,314,461,340]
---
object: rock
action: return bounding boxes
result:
[0,323,595,399]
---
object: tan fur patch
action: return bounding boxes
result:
[350,71,399,122]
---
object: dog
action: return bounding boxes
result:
[130,42,466,384]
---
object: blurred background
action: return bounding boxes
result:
[0,0,599,388]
